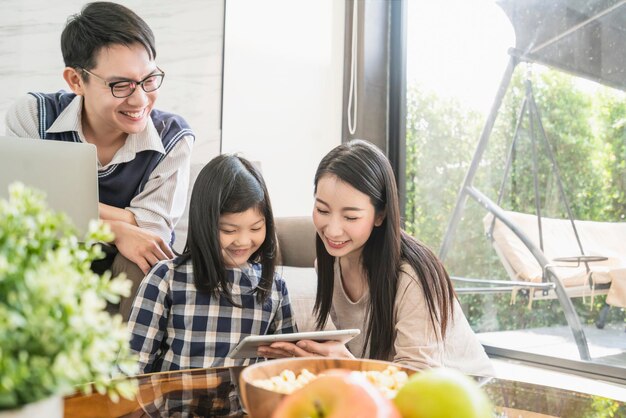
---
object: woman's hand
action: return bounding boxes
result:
[257,340,354,359]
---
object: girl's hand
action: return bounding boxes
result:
[257,340,354,359]
[257,342,299,359]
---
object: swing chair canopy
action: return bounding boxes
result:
[498,0,626,91]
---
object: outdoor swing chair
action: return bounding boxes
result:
[439,0,626,362]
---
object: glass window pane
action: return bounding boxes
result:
[405,0,626,372]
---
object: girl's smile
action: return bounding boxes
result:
[219,208,266,268]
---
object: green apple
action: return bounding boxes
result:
[393,368,492,418]
[272,370,401,418]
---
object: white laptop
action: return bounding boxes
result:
[0,136,99,236]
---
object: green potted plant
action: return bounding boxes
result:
[0,183,137,417]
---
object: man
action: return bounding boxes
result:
[5,2,194,319]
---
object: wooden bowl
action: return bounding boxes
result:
[238,357,419,418]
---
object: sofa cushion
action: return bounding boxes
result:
[275,217,317,267]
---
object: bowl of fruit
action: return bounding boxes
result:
[238,357,492,418]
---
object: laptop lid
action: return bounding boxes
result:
[0,136,99,236]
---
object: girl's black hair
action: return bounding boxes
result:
[179,154,277,304]
[313,139,456,360]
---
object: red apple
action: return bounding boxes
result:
[393,368,492,418]
[272,370,401,418]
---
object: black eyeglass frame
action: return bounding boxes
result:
[78,67,166,98]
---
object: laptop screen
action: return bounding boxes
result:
[0,136,99,236]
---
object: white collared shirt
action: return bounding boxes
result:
[5,93,194,244]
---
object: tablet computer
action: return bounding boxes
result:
[229,329,360,359]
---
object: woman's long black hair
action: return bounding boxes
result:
[178,154,277,304]
[313,140,456,360]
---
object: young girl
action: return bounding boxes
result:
[259,140,493,376]
[128,154,297,373]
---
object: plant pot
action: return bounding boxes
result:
[0,396,63,418]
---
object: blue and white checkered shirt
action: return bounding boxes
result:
[128,257,298,373]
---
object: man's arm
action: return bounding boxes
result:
[104,219,174,274]
[126,135,193,242]
[99,202,137,225]
[99,203,173,274]
[108,135,193,273]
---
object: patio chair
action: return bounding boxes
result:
[449,185,626,362]
[484,210,626,311]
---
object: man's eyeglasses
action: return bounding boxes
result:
[78,67,165,98]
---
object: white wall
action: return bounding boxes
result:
[221,0,345,217]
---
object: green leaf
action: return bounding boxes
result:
[0,183,138,410]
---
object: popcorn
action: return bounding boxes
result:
[252,365,409,398]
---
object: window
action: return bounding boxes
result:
[404,0,626,374]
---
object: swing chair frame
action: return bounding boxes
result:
[439,0,626,361]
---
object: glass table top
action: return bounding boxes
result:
[63,366,626,417]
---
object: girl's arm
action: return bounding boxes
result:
[257,275,302,358]
[270,274,299,335]
[127,262,171,373]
